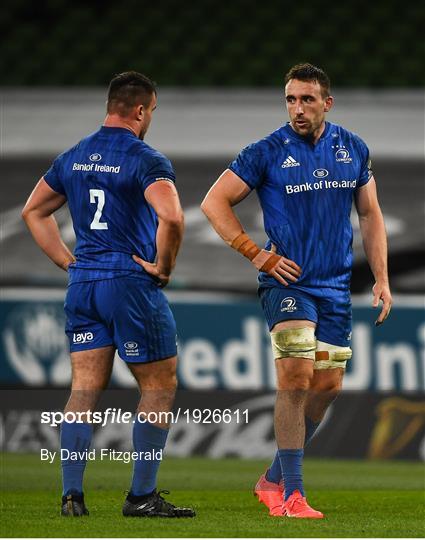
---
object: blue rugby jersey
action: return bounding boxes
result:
[44,126,175,282]
[229,122,373,293]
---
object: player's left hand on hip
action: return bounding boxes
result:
[372,282,392,326]
[132,255,170,287]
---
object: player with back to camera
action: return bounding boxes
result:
[201,63,392,519]
[22,71,195,518]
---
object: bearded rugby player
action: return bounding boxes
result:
[201,63,391,518]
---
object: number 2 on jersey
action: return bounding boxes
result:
[89,189,108,230]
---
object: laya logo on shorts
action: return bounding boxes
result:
[89,153,102,162]
[280,297,297,313]
[124,341,139,356]
[73,332,94,344]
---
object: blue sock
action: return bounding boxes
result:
[265,416,320,484]
[130,419,168,497]
[278,448,304,500]
[304,416,320,447]
[60,421,93,496]
[265,453,282,484]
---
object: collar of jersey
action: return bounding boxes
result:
[282,121,333,144]
[100,126,137,136]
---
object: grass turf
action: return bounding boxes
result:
[1,453,424,537]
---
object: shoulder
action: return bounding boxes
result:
[129,140,172,167]
[51,144,79,168]
[53,131,99,164]
[131,143,175,187]
[240,125,286,158]
[330,123,369,156]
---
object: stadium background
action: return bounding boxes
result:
[1,0,424,472]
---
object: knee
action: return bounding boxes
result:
[165,372,178,393]
[65,389,102,413]
[156,365,178,392]
[132,358,177,416]
[141,361,178,392]
[311,376,343,400]
[276,362,314,391]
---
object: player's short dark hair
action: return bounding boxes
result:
[107,71,156,116]
[284,63,331,97]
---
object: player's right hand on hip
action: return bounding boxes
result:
[251,249,301,286]
[132,255,170,287]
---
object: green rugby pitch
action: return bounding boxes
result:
[1,453,424,537]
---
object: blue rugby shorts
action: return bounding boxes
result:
[259,285,352,347]
[64,275,177,362]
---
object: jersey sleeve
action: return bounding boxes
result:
[44,157,66,195]
[138,153,176,192]
[228,142,265,189]
[356,137,373,188]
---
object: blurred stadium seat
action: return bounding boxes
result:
[1,0,423,86]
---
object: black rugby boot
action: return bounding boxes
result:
[122,490,195,518]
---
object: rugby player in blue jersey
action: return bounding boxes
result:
[22,72,195,518]
[201,63,392,519]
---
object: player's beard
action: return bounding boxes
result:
[139,117,152,140]
[292,118,311,135]
[292,116,324,141]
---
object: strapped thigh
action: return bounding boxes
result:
[314,340,352,370]
[270,326,316,360]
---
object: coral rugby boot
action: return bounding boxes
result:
[282,490,324,519]
[254,473,284,516]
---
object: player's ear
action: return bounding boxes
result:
[137,105,144,120]
[324,95,333,112]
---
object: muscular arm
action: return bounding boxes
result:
[355,178,392,325]
[201,169,301,286]
[133,180,184,286]
[201,169,251,243]
[21,178,75,271]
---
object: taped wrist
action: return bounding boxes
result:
[230,232,261,260]
[256,252,281,272]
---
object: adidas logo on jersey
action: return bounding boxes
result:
[281,156,300,168]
